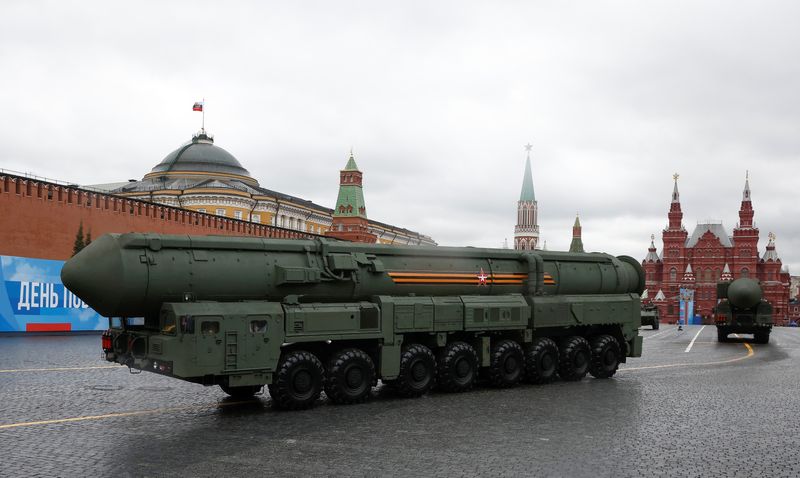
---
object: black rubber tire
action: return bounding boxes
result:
[653,322,660,330]
[437,341,479,393]
[219,383,262,399]
[324,348,375,405]
[390,344,436,398]
[754,332,770,344]
[267,350,324,410]
[523,337,558,384]
[589,335,621,379]
[557,336,591,381]
[717,327,729,342]
[487,339,524,388]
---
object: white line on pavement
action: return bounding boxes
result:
[643,329,671,340]
[684,325,706,353]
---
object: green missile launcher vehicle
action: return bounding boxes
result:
[62,233,645,410]
[715,278,772,344]
[640,304,660,330]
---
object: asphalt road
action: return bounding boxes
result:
[2,326,799,477]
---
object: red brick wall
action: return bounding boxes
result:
[0,174,314,261]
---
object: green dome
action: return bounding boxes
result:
[149,131,252,179]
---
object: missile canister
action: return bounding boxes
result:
[63,232,646,409]
[715,278,772,344]
[62,233,645,318]
[726,278,763,309]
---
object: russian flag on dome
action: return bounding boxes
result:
[192,101,204,112]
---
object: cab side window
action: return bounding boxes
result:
[201,321,220,335]
[250,320,268,333]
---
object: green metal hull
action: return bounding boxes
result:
[64,233,647,406]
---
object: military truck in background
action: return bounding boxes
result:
[62,233,645,410]
[640,304,660,330]
[715,278,772,344]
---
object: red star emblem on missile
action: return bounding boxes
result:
[477,268,488,286]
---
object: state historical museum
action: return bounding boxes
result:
[642,174,791,325]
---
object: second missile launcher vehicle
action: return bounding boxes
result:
[62,233,646,409]
[640,304,660,330]
[715,278,772,344]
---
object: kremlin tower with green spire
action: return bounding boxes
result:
[325,151,377,243]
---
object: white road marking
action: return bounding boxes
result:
[643,329,671,340]
[684,325,706,353]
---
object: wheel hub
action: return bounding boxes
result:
[455,357,470,378]
[504,356,518,374]
[345,366,364,389]
[411,360,427,382]
[293,370,312,393]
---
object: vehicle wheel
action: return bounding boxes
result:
[390,344,436,398]
[523,337,558,384]
[324,348,375,405]
[487,339,524,388]
[717,328,729,342]
[653,322,660,330]
[437,341,479,393]
[589,335,621,379]
[219,383,262,399]
[557,336,591,381]
[754,332,770,344]
[267,350,324,410]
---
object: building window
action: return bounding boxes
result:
[669,268,677,282]
[216,208,226,217]
[234,211,242,220]
[252,214,261,224]
[741,268,749,278]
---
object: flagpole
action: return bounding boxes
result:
[202,97,205,132]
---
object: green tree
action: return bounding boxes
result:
[72,222,85,256]
[85,230,92,247]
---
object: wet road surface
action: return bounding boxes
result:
[2,326,799,477]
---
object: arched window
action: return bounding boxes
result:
[741,268,749,278]
[704,268,712,282]
[713,269,720,281]
[669,267,677,281]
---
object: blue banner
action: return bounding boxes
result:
[0,255,105,332]
[679,288,697,326]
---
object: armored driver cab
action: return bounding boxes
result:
[715,278,772,344]
[62,233,645,410]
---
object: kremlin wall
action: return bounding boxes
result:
[0,129,434,333]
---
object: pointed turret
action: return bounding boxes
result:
[721,263,733,281]
[654,289,666,302]
[514,143,540,250]
[732,172,759,280]
[738,171,754,228]
[645,234,660,262]
[682,263,695,283]
[325,151,377,243]
[519,154,535,201]
[668,173,684,230]
[762,232,779,262]
[569,214,584,253]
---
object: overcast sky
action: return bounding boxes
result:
[1,1,798,273]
